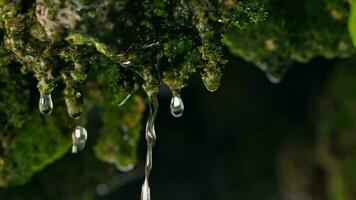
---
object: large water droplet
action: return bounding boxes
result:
[72,126,88,154]
[39,93,53,115]
[170,90,184,118]
[141,180,151,200]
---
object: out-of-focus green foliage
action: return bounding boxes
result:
[278,61,356,200]
[349,0,356,46]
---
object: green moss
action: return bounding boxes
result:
[349,0,356,46]
[0,113,70,187]
[94,95,145,171]
[225,0,354,80]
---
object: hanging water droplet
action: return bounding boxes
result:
[118,93,132,107]
[117,163,134,173]
[141,180,151,200]
[72,126,88,154]
[266,73,282,84]
[201,72,221,92]
[39,93,53,115]
[170,90,184,118]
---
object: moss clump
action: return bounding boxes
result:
[94,95,145,171]
[224,0,354,81]
[0,113,70,187]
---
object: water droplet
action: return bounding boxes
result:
[122,61,131,67]
[117,164,134,173]
[118,93,132,107]
[96,183,110,196]
[65,88,83,119]
[201,72,220,92]
[170,90,184,118]
[72,126,88,154]
[75,92,81,98]
[141,180,151,200]
[140,93,158,200]
[68,111,82,120]
[266,73,282,84]
[39,93,53,115]
[122,125,130,140]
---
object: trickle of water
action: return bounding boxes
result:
[170,90,184,118]
[39,93,53,115]
[72,126,88,154]
[141,180,151,200]
[118,93,132,107]
[140,93,158,200]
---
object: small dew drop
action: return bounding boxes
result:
[72,126,88,154]
[266,74,282,84]
[122,61,131,67]
[96,183,110,196]
[39,93,53,115]
[75,92,81,98]
[170,90,184,118]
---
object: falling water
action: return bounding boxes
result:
[170,90,184,118]
[140,93,158,200]
[39,92,53,115]
[72,126,88,153]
